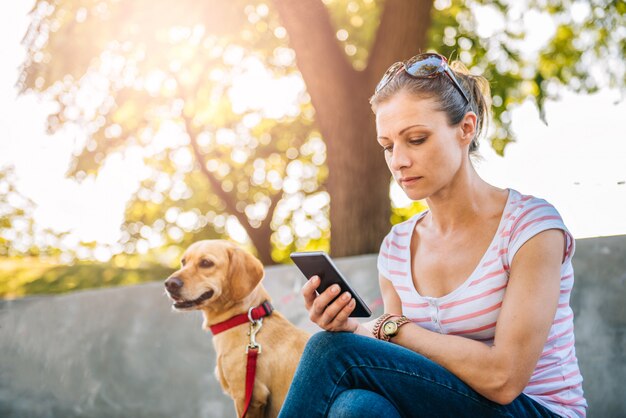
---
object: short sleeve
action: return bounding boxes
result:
[377,232,392,280]
[506,199,575,267]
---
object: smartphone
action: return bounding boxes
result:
[290,251,372,318]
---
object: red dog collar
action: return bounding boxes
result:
[209,301,274,335]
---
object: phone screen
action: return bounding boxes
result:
[290,251,372,317]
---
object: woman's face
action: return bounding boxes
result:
[375,90,469,201]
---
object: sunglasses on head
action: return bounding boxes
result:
[375,53,471,104]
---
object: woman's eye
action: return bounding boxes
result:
[382,145,393,153]
[409,137,426,145]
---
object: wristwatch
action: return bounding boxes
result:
[380,315,411,342]
[373,314,411,342]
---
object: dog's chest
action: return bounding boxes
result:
[213,331,258,388]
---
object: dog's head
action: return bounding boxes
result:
[164,240,264,311]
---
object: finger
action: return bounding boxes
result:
[328,297,356,330]
[319,291,352,327]
[301,276,320,310]
[312,284,342,317]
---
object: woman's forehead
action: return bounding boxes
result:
[375,93,442,136]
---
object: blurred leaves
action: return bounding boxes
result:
[18,0,332,265]
[320,0,382,70]
[11,0,626,277]
[0,256,173,299]
[429,0,625,154]
[391,200,429,226]
[0,165,67,258]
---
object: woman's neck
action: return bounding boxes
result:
[423,162,505,235]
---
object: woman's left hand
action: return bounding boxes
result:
[302,275,360,333]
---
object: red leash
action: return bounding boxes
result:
[243,346,259,417]
[209,301,274,418]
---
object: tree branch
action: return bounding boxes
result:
[174,69,282,262]
[173,73,253,238]
[183,116,250,228]
[258,185,282,234]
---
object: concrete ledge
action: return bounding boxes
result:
[1,236,625,417]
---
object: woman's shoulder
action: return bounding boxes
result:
[507,188,563,220]
[504,189,568,235]
[503,188,574,263]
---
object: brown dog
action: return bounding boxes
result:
[164,239,309,418]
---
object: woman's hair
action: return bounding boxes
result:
[369,60,491,156]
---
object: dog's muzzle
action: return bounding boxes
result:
[164,276,215,309]
[171,289,215,309]
[164,277,184,295]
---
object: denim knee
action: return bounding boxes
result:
[302,331,359,362]
[328,389,402,418]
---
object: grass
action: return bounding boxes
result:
[0,257,174,299]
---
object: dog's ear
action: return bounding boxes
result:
[227,245,264,300]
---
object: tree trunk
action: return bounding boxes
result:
[272,0,433,256]
[246,220,274,265]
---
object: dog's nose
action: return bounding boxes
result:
[165,277,184,294]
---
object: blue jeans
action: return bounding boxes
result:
[278,332,560,418]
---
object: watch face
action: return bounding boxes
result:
[383,321,398,335]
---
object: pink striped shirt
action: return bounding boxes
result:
[377,188,586,417]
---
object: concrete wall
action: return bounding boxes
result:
[1,236,624,417]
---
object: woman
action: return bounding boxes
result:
[278,53,586,418]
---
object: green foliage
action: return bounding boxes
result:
[319,0,382,70]
[428,0,625,154]
[20,0,332,264]
[0,257,173,299]
[391,200,429,225]
[14,0,626,270]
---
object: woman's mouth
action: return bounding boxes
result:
[399,176,422,185]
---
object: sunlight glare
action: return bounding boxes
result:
[149,120,187,153]
[226,215,248,243]
[303,192,329,215]
[472,5,505,39]
[228,57,305,119]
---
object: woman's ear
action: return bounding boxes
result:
[459,112,477,146]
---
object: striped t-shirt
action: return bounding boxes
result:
[377,188,587,418]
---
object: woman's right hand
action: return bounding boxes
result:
[302,275,359,333]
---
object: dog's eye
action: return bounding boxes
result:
[199,259,214,268]
[181,258,186,267]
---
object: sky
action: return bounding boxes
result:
[1,2,625,260]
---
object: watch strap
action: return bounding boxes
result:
[381,315,411,342]
[372,313,393,340]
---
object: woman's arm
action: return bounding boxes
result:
[387,229,564,405]
[352,273,404,337]
[300,265,404,336]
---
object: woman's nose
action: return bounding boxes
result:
[389,145,411,170]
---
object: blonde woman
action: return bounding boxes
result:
[279,52,586,418]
